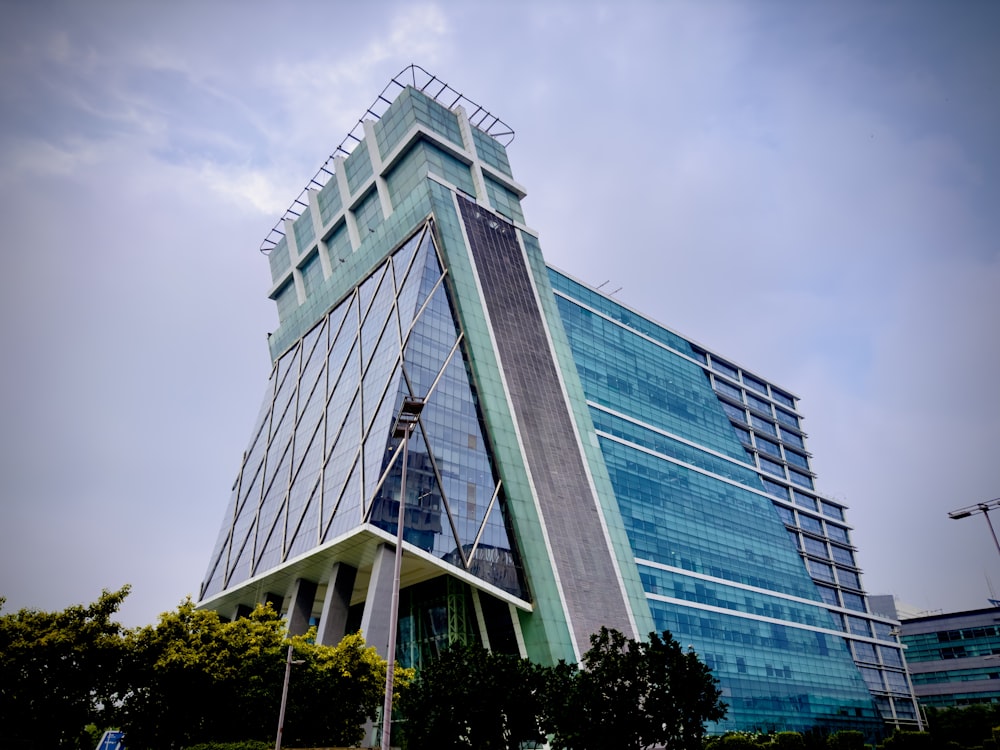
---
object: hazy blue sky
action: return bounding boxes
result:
[1,1,997,627]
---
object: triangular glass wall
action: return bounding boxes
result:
[201,223,526,601]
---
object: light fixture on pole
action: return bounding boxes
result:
[381,396,425,750]
[948,498,1000,559]
[275,644,305,750]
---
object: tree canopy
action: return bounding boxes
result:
[0,590,407,750]
[400,627,727,750]
[0,587,129,749]
[399,641,549,750]
[547,627,728,750]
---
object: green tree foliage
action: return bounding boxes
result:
[118,599,405,749]
[399,641,549,750]
[881,731,935,750]
[0,587,130,749]
[926,705,1000,748]
[547,627,727,750]
[773,731,807,750]
[826,730,866,750]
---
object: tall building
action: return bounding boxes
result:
[897,606,1000,708]
[198,66,919,735]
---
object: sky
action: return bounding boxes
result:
[0,0,997,628]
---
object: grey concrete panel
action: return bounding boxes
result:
[287,578,318,637]
[316,562,359,646]
[458,198,634,649]
[359,544,396,657]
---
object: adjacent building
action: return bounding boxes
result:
[197,66,919,735]
[898,606,1000,708]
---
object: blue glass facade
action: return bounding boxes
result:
[199,67,918,737]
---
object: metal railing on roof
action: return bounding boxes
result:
[259,64,515,254]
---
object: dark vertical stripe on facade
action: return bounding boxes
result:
[457,198,634,649]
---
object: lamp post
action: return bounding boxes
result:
[275,644,305,750]
[381,397,425,750]
[948,498,1000,560]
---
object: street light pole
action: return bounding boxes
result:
[381,397,424,750]
[948,498,1000,560]
[275,644,305,750]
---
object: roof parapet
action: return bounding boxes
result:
[260,64,514,254]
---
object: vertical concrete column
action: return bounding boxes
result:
[316,562,358,646]
[307,189,333,280]
[362,120,394,220]
[286,578,318,637]
[334,155,362,251]
[359,543,396,658]
[454,106,490,209]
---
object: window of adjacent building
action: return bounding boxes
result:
[803,536,828,558]
[775,505,795,525]
[733,426,752,444]
[799,514,823,535]
[760,457,785,477]
[785,450,810,469]
[746,393,773,415]
[715,379,743,400]
[756,437,781,458]
[772,389,795,408]
[789,470,814,490]
[743,373,768,394]
[775,408,799,427]
[793,490,819,511]
[847,615,873,637]
[838,569,863,591]
[780,428,805,448]
[853,641,878,663]
[827,524,851,545]
[831,544,856,567]
[884,670,911,694]
[809,560,835,583]
[820,500,845,521]
[763,478,789,499]
[712,358,739,379]
[722,401,747,424]
[817,585,840,607]
[751,415,777,436]
[841,591,867,612]
[873,621,895,640]
[860,666,885,692]
[879,646,904,668]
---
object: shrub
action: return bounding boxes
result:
[881,731,934,750]
[827,731,866,750]
[774,731,806,750]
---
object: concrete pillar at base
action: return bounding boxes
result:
[286,578,318,637]
[316,562,358,646]
[359,543,396,658]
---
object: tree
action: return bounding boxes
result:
[118,599,408,749]
[399,642,549,750]
[548,627,727,750]
[0,587,130,749]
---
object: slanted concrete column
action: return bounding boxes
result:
[316,562,358,646]
[286,578,318,637]
[359,544,396,658]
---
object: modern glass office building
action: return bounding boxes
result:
[898,607,1000,708]
[198,66,918,735]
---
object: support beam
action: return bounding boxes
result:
[316,562,358,646]
[286,578,318,637]
[360,544,396,658]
